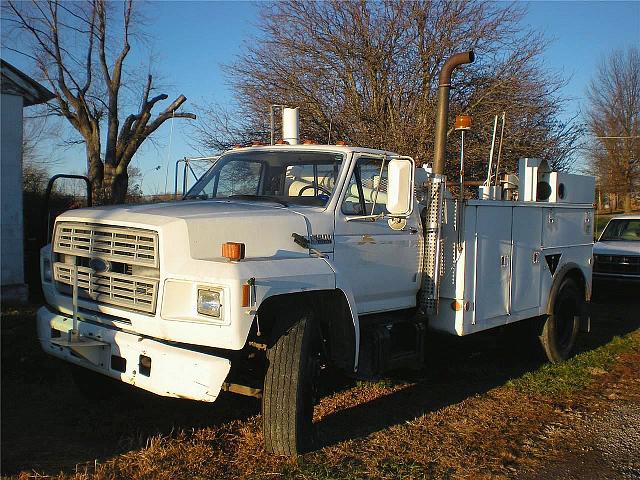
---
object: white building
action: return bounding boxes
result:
[1,60,54,303]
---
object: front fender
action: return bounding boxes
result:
[245,256,361,372]
[333,265,360,371]
[242,256,336,304]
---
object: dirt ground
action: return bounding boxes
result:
[1,283,639,479]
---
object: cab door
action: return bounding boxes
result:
[333,155,421,314]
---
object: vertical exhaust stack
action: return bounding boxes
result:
[432,51,475,175]
[282,107,300,145]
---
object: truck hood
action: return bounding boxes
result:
[593,240,640,257]
[57,200,316,260]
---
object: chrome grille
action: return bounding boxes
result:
[594,254,640,276]
[54,223,158,267]
[53,222,160,314]
[53,263,158,314]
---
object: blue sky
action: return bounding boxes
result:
[3,1,639,194]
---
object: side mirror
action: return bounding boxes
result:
[386,157,415,217]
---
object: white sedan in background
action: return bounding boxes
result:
[593,215,640,284]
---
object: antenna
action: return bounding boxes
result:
[485,115,498,186]
[494,112,506,187]
[327,78,337,144]
[163,110,176,195]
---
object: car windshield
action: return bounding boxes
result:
[600,219,640,241]
[184,150,344,207]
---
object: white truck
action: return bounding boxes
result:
[36,52,595,455]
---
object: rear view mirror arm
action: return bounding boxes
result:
[344,213,385,222]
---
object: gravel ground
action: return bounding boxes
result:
[594,402,640,479]
[521,401,640,480]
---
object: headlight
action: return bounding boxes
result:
[43,258,52,283]
[197,289,222,317]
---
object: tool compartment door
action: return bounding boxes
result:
[474,205,512,322]
[511,207,542,314]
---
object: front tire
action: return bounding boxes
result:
[539,278,582,363]
[262,313,320,455]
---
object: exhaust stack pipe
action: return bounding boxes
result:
[432,51,475,175]
[282,107,300,145]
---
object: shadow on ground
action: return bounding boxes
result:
[315,283,639,448]
[2,282,638,475]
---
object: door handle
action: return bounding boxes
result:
[532,251,540,264]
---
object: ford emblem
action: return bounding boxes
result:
[89,257,111,273]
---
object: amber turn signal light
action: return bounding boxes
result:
[241,283,251,307]
[222,242,245,261]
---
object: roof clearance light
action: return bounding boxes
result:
[336,140,349,146]
[276,139,289,145]
[233,144,243,149]
[302,139,316,145]
[222,242,245,261]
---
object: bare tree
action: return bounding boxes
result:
[195,1,581,179]
[586,47,639,213]
[4,0,196,204]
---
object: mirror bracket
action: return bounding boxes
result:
[388,217,407,230]
[345,213,385,222]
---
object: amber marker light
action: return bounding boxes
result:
[302,139,317,144]
[455,114,472,131]
[241,284,251,307]
[451,300,463,311]
[336,140,349,146]
[222,242,245,261]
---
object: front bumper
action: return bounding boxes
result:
[37,306,231,402]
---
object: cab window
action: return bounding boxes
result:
[341,157,388,216]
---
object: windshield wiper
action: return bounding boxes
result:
[227,195,289,207]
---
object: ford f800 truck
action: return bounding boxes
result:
[37,52,595,455]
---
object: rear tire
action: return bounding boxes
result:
[262,312,320,455]
[539,278,582,363]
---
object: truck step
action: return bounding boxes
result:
[358,319,426,378]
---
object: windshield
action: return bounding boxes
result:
[600,219,640,241]
[184,150,344,207]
